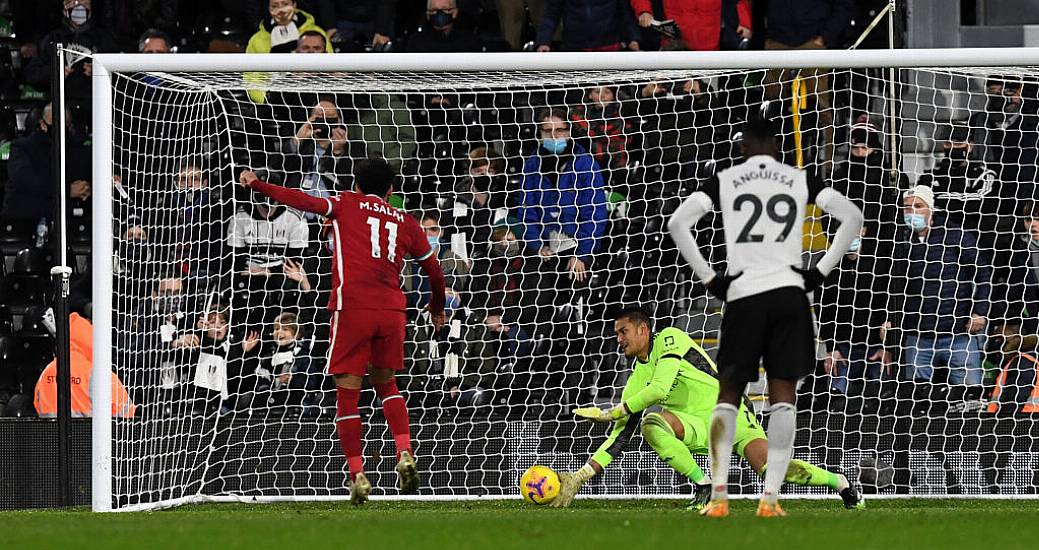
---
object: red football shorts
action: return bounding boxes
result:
[327,309,407,376]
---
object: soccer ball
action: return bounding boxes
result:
[520,465,559,505]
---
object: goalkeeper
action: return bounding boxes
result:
[552,307,863,510]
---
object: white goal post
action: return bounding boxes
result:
[90,48,1039,512]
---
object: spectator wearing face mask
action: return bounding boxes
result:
[977,76,1039,202]
[409,212,471,312]
[248,0,332,54]
[452,146,509,249]
[917,125,1005,247]
[25,0,117,101]
[519,107,608,289]
[882,185,991,408]
[116,273,197,416]
[405,0,483,53]
[830,116,904,233]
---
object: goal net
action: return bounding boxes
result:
[89,51,1039,511]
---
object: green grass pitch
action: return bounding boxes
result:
[4,499,1038,549]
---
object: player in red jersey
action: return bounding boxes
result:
[239,159,446,505]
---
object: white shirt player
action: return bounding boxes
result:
[668,154,863,302]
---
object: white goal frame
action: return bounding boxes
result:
[89,48,1039,512]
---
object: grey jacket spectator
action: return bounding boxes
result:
[536,0,639,51]
[765,0,854,49]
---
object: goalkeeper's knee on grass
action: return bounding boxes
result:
[641,413,706,484]
[762,459,849,492]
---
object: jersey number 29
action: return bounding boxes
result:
[733,193,797,243]
[366,217,398,262]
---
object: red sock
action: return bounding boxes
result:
[335,387,364,480]
[373,379,412,459]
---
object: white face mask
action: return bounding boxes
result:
[68,4,90,26]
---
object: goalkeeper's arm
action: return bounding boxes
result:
[240,170,333,216]
[550,411,642,507]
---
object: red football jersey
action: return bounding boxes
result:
[324,192,433,311]
[248,180,436,312]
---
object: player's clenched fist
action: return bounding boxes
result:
[239,170,258,187]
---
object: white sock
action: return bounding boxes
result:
[762,402,796,505]
[708,403,738,501]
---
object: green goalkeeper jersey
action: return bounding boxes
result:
[590,327,737,468]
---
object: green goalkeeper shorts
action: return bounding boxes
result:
[666,406,766,459]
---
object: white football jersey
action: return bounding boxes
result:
[701,155,824,301]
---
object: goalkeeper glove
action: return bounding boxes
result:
[686,482,712,511]
[573,406,627,423]
[705,271,742,302]
[549,463,596,508]
[791,266,827,293]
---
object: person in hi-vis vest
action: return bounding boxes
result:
[34,312,136,418]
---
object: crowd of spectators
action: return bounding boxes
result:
[8,0,1039,424]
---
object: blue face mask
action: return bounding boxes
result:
[848,237,861,253]
[429,10,454,28]
[541,138,568,154]
[904,213,928,231]
[427,235,440,250]
[445,292,461,311]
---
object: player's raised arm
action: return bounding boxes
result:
[239,169,333,217]
[801,180,864,291]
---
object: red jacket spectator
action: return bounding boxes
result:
[631,0,750,51]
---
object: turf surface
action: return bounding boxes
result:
[4,499,1038,549]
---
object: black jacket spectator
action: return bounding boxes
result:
[818,237,891,349]
[991,230,1039,333]
[765,0,854,48]
[918,156,1002,236]
[25,6,118,100]
[977,104,1039,202]
[405,4,482,53]
[0,123,90,223]
[536,0,639,51]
